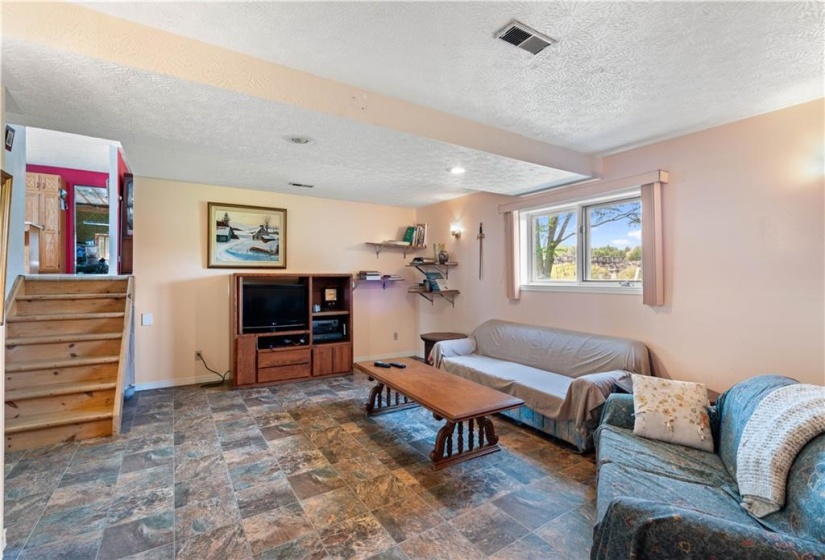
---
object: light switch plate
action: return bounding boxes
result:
[141,313,153,326]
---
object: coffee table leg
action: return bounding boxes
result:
[430,415,501,470]
[365,381,419,416]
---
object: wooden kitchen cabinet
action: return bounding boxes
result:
[26,173,65,273]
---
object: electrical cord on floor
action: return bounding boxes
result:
[198,353,231,388]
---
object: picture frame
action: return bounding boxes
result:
[324,288,338,309]
[207,202,287,268]
[122,173,134,238]
[5,126,14,152]
[0,171,13,324]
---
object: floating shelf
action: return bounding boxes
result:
[353,278,404,290]
[365,242,426,258]
[408,286,460,307]
[407,261,458,279]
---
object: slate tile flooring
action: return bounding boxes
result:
[4,372,597,559]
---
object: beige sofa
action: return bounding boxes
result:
[432,319,652,451]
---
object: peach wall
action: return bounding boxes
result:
[133,178,421,388]
[415,100,825,391]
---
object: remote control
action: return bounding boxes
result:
[373,361,391,368]
[389,362,407,369]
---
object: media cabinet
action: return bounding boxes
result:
[231,273,353,387]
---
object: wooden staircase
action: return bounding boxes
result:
[4,275,134,451]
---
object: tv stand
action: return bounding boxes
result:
[231,273,353,387]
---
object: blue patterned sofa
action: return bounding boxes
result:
[592,374,825,560]
[432,319,652,452]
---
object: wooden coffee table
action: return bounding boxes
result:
[354,358,524,469]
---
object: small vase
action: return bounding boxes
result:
[438,250,449,264]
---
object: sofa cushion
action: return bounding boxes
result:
[442,355,570,415]
[597,425,735,490]
[716,374,798,480]
[596,462,760,529]
[471,319,651,378]
[632,375,713,452]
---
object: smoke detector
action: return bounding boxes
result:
[496,20,557,55]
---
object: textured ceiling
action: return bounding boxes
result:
[5,41,584,207]
[76,1,825,154]
[3,2,823,207]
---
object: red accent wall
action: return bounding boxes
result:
[27,164,109,274]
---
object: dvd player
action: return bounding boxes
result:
[313,332,345,342]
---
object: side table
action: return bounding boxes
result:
[420,332,466,362]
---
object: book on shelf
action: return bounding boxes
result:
[381,240,411,246]
[357,270,382,280]
[402,226,416,244]
[433,279,451,291]
[409,223,427,247]
[424,270,443,291]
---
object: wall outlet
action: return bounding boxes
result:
[393,332,398,341]
[195,351,203,362]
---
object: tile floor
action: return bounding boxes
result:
[4,372,597,559]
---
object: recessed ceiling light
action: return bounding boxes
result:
[449,166,466,175]
[286,136,312,144]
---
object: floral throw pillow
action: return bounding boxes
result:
[632,374,713,452]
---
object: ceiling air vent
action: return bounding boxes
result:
[288,182,314,189]
[496,20,557,55]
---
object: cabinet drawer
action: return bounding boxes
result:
[258,364,311,383]
[258,348,310,368]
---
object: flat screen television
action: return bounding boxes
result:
[242,282,308,333]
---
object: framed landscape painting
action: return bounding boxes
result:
[207,202,287,268]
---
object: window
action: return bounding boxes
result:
[523,192,642,292]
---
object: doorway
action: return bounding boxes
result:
[74,185,109,274]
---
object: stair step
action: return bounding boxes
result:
[17,293,128,301]
[6,381,118,402]
[5,407,115,435]
[5,355,120,373]
[7,312,125,323]
[6,332,122,347]
[22,276,129,296]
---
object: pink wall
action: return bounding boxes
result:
[27,164,109,274]
[414,99,825,391]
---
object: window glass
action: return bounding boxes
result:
[522,192,643,291]
[531,209,577,282]
[586,199,642,282]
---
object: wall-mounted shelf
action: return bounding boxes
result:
[407,261,458,279]
[353,277,404,290]
[407,261,460,306]
[365,242,426,258]
[408,286,460,307]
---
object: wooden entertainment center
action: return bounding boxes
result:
[231,273,353,387]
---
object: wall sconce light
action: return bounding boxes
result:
[450,223,462,239]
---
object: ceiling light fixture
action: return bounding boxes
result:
[449,166,465,175]
[286,136,312,144]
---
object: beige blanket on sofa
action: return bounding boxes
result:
[737,383,825,517]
